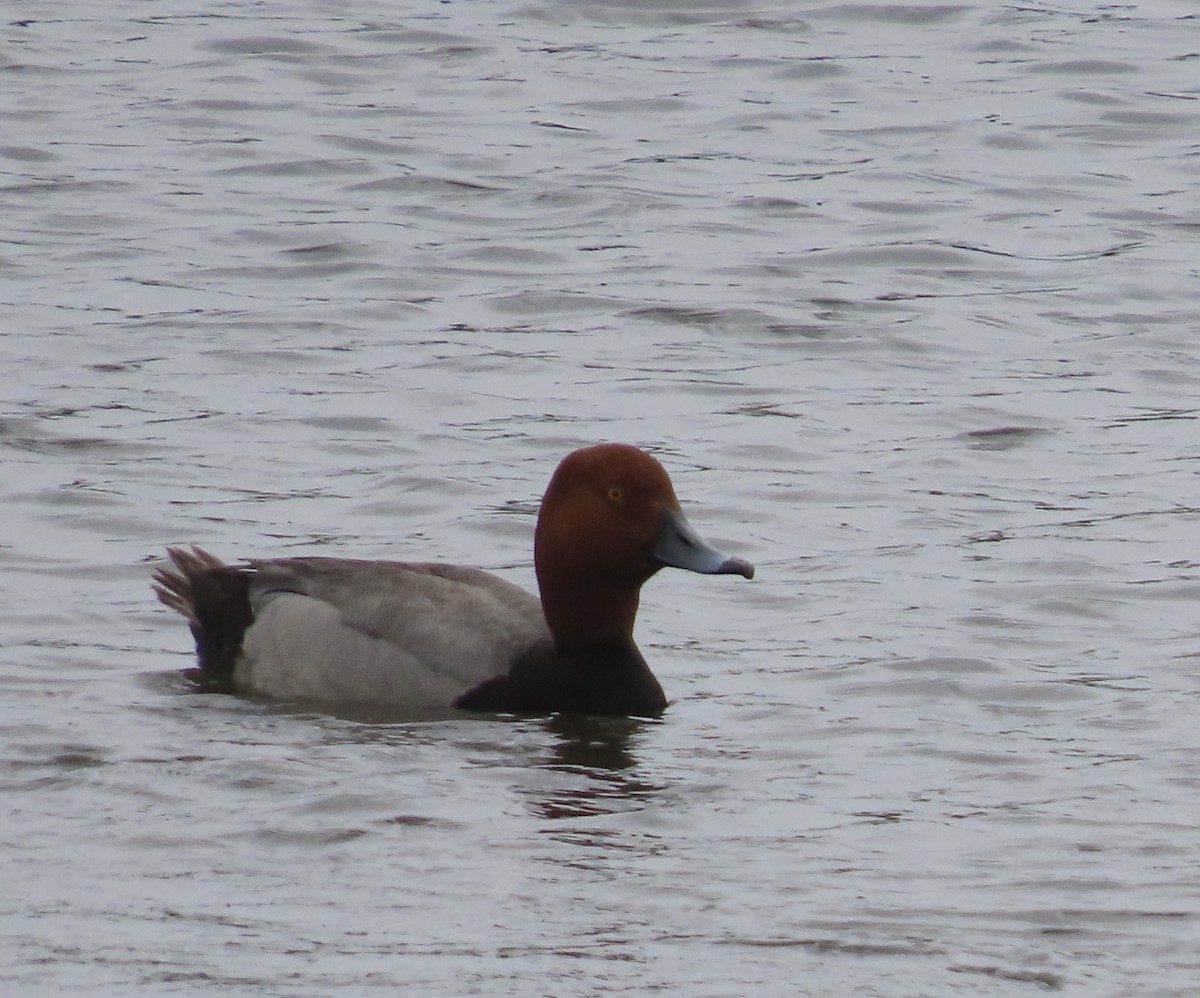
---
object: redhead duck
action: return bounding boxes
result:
[153,443,754,718]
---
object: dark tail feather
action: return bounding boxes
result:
[153,546,253,688]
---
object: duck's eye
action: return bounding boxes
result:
[608,486,624,503]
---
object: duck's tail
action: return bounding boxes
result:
[153,546,253,688]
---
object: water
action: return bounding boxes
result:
[4,1,1200,993]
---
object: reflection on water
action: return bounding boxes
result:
[527,715,663,821]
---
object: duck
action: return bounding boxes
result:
[153,443,754,718]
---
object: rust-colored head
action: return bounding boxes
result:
[534,444,753,652]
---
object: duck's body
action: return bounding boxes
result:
[154,444,753,718]
[238,559,549,710]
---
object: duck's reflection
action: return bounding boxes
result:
[544,714,643,771]
[525,714,667,821]
[192,695,671,827]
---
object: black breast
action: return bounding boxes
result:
[454,641,667,718]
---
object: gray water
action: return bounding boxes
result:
[4,1,1200,993]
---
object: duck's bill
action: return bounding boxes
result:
[651,506,755,580]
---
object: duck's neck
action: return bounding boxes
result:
[538,577,641,654]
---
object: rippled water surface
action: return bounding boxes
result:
[4,1,1200,993]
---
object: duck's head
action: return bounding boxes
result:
[534,443,754,652]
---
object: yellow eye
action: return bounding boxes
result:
[608,486,623,502]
